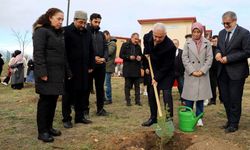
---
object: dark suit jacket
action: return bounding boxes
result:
[143,31,176,90]
[216,25,250,80]
[119,41,142,77]
[175,49,185,77]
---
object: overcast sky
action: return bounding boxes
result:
[0,0,250,55]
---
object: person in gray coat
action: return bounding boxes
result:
[182,22,213,127]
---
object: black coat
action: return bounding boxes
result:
[143,31,176,90]
[119,41,142,77]
[174,49,185,77]
[0,57,4,75]
[86,24,108,63]
[216,25,250,80]
[33,26,71,95]
[64,23,94,91]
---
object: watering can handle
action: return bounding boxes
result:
[146,54,163,117]
[178,106,193,112]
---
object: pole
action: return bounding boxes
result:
[66,0,70,26]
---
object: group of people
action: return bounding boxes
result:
[32,7,250,143]
[0,51,34,89]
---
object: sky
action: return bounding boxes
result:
[0,0,250,56]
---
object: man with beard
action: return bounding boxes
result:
[86,13,109,116]
[62,11,94,128]
[215,11,250,133]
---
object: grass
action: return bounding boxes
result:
[0,73,250,149]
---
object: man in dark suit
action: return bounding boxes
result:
[141,23,176,126]
[208,35,219,105]
[215,11,250,133]
[119,33,142,106]
[172,39,185,103]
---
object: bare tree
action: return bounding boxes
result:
[11,28,31,54]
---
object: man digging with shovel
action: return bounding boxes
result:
[142,23,176,140]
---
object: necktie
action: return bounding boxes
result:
[225,31,231,48]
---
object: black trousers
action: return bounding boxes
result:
[209,71,218,104]
[37,95,58,133]
[87,64,106,112]
[147,85,173,120]
[62,90,89,122]
[124,77,140,103]
[218,68,245,127]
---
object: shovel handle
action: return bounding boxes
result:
[146,55,163,117]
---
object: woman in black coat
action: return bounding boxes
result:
[33,8,71,142]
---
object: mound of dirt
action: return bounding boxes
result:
[99,131,193,150]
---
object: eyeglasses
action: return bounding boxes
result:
[221,22,232,27]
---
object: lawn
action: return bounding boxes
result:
[0,76,250,150]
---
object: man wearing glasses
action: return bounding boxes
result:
[215,11,250,133]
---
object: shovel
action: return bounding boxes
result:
[145,55,174,141]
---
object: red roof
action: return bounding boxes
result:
[138,17,196,24]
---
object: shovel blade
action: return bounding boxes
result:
[152,117,174,139]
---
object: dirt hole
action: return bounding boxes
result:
[100,131,193,150]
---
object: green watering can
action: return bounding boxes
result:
[178,106,204,132]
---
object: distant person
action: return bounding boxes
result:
[86,13,109,116]
[185,34,192,41]
[62,10,94,129]
[172,39,185,104]
[103,30,117,105]
[23,55,28,82]
[181,22,213,127]
[142,23,176,126]
[9,50,25,90]
[208,35,219,105]
[0,53,4,81]
[119,33,142,106]
[26,59,34,83]
[215,11,250,133]
[1,53,14,85]
[33,8,72,142]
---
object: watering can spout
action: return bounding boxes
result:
[194,112,204,127]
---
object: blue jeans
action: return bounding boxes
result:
[26,70,34,83]
[105,72,112,101]
[184,100,204,116]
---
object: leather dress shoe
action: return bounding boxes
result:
[225,126,238,133]
[141,118,157,127]
[135,102,142,106]
[63,121,73,128]
[49,128,62,136]
[75,118,93,124]
[220,122,229,129]
[38,132,54,142]
[96,108,109,116]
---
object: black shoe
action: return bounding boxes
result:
[141,118,157,127]
[135,102,142,106]
[49,128,62,136]
[208,101,216,105]
[126,101,132,106]
[75,118,93,124]
[96,108,109,116]
[63,121,73,128]
[104,100,112,105]
[38,132,54,142]
[220,122,229,129]
[225,126,238,133]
